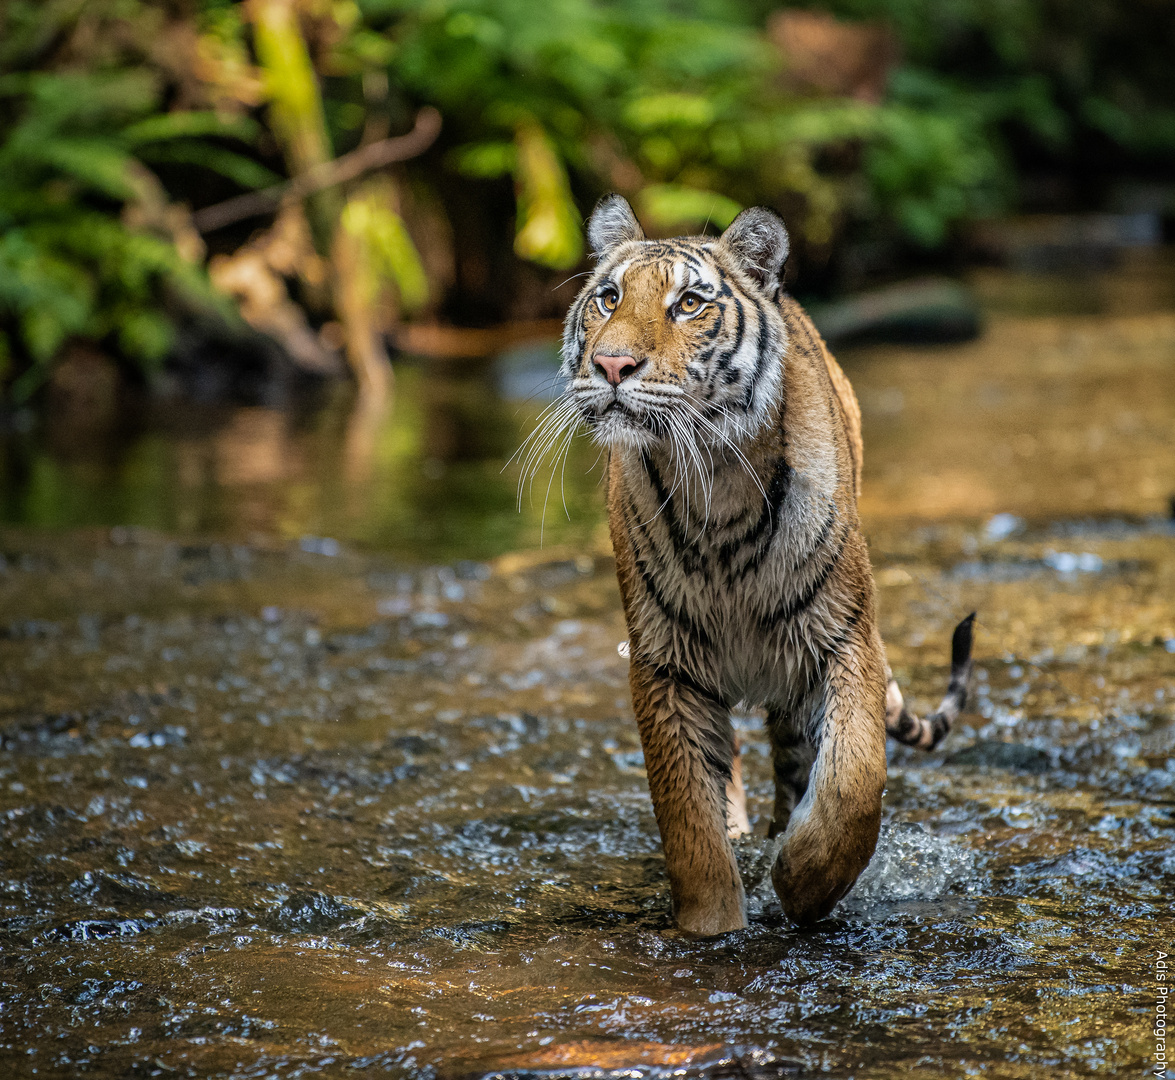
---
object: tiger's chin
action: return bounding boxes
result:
[582,406,660,451]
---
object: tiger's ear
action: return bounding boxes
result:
[587,194,645,256]
[719,207,789,295]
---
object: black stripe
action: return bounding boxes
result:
[719,455,793,575]
[628,538,711,647]
[821,592,867,669]
[649,661,717,704]
[785,504,838,574]
[895,713,919,740]
[625,493,676,579]
[738,306,768,410]
[701,308,726,341]
[639,451,705,574]
[791,309,823,356]
[641,562,709,647]
[696,727,733,786]
[713,298,745,373]
[690,341,721,371]
[737,314,775,416]
[646,663,731,783]
[757,527,849,631]
[706,502,757,534]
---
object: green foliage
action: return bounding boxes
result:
[341,184,430,312]
[0,212,205,398]
[0,1,248,400]
[373,0,1175,252]
[864,72,1010,247]
[512,121,583,270]
[814,0,1175,182]
[1,0,1172,401]
[638,185,743,233]
[373,0,820,252]
[366,0,1018,252]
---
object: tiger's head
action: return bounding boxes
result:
[560,194,790,452]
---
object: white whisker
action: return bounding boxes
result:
[539,424,578,544]
[524,412,578,503]
[553,270,592,291]
[679,397,767,507]
[513,398,582,510]
[665,408,706,540]
[513,407,569,490]
[679,408,715,537]
[506,395,572,470]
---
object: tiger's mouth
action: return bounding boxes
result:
[578,395,659,446]
[586,401,644,429]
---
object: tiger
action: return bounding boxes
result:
[527,193,974,936]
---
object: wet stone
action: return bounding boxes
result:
[947,739,1053,773]
[269,891,364,933]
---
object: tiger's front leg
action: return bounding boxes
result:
[771,622,888,925]
[629,659,747,936]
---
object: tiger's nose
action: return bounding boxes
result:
[594,353,639,386]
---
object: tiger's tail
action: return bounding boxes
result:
[885,613,975,750]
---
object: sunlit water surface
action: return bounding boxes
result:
[1,273,1173,1079]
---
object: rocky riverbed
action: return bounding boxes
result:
[1,299,1173,1079]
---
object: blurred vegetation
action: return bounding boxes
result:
[0,0,1172,402]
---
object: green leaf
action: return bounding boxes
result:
[340,190,430,313]
[123,111,260,145]
[624,93,716,131]
[24,139,140,200]
[449,141,517,178]
[512,123,583,270]
[117,309,173,364]
[136,143,281,189]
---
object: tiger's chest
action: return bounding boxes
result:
[612,447,847,705]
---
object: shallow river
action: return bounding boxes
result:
[1,270,1173,1078]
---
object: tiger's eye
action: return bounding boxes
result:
[600,289,618,312]
[678,293,702,314]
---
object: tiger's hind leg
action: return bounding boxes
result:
[765,711,816,839]
[886,614,975,750]
[726,736,751,839]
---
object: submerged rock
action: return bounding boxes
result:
[947,740,1051,773]
[808,278,982,345]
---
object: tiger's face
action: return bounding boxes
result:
[560,195,790,452]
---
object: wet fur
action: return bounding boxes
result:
[537,196,972,934]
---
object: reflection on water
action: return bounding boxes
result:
[0,269,1173,1078]
[851,311,1175,522]
[4,271,1174,551]
[0,360,603,560]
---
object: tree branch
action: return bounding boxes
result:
[192,106,443,234]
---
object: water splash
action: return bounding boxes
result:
[843,821,975,909]
[740,822,975,919]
